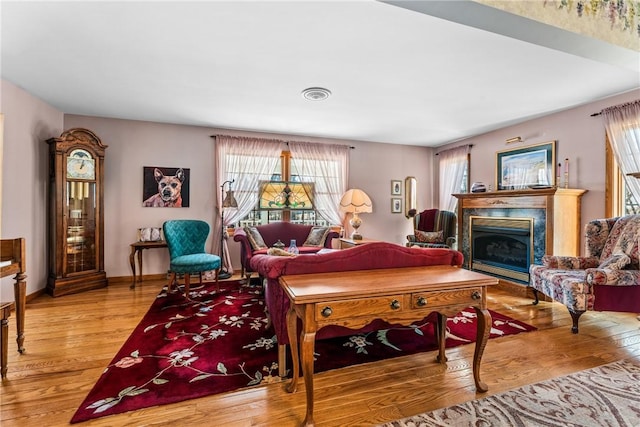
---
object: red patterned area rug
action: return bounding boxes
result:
[71,280,536,423]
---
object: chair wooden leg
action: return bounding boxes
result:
[214,269,220,293]
[532,289,540,305]
[167,272,177,293]
[243,272,252,290]
[569,309,584,334]
[184,273,191,298]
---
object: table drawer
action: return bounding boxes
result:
[411,287,483,309]
[315,295,404,320]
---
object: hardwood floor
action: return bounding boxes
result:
[1,276,639,426]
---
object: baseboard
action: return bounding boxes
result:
[108,273,167,284]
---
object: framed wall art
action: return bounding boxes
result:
[496,141,556,190]
[391,180,402,195]
[391,198,402,213]
[142,166,190,207]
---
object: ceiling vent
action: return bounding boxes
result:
[301,87,331,101]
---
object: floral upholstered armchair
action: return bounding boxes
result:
[529,214,640,333]
[406,209,457,249]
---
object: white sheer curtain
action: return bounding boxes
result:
[438,145,470,212]
[213,135,283,274]
[288,141,350,226]
[601,100,640,206]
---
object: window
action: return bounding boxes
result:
[602,101,640,218]
[237,151,333,227]
[606,139,640,216]
[438,145,471,211]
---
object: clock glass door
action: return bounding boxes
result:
[66,181,97,273]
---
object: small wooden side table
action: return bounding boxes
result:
[129,241,168,289]
[338,237,379,249]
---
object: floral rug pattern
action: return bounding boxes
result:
[71,280,536,423]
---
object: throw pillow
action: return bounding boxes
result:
[267,247,296,257]
[303,226,330,247]
[599,253,631,270]
[415,230,444,244]
[244,226,267,250]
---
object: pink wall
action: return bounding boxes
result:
[62,116,432,278]
[437,88,640,251]
[2,75,638,293]
[1,79,63,295]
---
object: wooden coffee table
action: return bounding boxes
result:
[280,265,498,427]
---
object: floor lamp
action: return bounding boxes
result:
[220,179,238,279]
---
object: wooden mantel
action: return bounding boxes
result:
[453,187,587,287]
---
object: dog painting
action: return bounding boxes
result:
[142,167,190,207]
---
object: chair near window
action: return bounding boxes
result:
[529,214,640,333]
[406,209,456,249]
[162,220,221,297]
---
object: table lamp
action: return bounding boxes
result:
[339,188,373,240]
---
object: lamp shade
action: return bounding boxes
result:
[339,189,373,213]
[222,190,238,208]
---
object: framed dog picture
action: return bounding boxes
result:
[142,166,190,207]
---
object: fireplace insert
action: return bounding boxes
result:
[470,217,533,283]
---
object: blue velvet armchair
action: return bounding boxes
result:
[163,220,221,297]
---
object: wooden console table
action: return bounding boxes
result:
[129,241,167,289]
[280,265,498,426]
[1,238,27,379]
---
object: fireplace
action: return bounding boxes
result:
[470,216,533,283]
[454,188,586,291]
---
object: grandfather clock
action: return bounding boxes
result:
[46,128,107,297]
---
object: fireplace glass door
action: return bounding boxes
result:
[470,217,533,283]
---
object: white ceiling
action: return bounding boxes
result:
[2,1,639,147]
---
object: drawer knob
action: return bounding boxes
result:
[471,291,481,300]
[417,296,427,306]
[390,299,401,310]
[321,306,333,317]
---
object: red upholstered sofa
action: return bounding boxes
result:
[233,222,339,279]
[249,241,464,375]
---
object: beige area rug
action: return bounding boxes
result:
[380,359,640,427]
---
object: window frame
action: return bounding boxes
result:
[605,135,639,217]
[237,150,332,227]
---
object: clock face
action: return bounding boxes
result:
[67,149,95,180]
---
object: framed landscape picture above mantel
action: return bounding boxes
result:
[496,141,556,190]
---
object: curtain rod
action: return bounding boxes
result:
[210,134,354,149]
[285,141,355,149]
[591,99,640,117]
[435,143,473,155]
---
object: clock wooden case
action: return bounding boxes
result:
[46,128,107,297]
